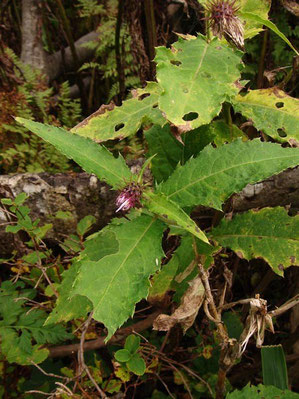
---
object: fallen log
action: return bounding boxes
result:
[0,167,298,256]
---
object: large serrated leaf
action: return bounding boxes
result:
[156,35,243,129]
[145,123,215,183]
[71,215,165,340]
[158,139,299,210]
[71,82,165,141]
[210,207,299,275]
[45,261,93,325]
[233,88,299,143]
[226,383,299,399]
[144,192,209,243]
[15,117,132,189]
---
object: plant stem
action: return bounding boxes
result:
[144,0,157,78]
[257,28,269,89]
[115,0,125,104]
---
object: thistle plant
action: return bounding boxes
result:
[205,0,244,49]
[12,3,299,397]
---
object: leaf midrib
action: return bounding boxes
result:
[180,41,209,116]
[93,218,157,314]
[51,128,127,184]
[236,99,298,118]
[213,233,299,243]
[166,153,299,200]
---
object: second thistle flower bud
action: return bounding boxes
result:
[205,0,244,50]
[115,182,143,213]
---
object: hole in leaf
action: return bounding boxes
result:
[170,60,182,66]
[115,123,125,132]
[275,102,284,109]
[138,93,150,101]
[183,88,189,93]
[152,104,158,109]
[183,112,198,121]
[277,128,287,137]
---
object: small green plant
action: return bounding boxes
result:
[114,334,146,376]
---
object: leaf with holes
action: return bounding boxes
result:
[15,118,132,189]
[70,215,165,340]
[226,384,299,399]
[233,88,299,143]
[158,139,299,210]
[71,82,165,142]
[210,207,299,276]
[155,35,243,130]
[143,192,209,243]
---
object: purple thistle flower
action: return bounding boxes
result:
[115,182,143,213]
[205,0,244,50]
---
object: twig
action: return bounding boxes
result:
[269,294,299,317]
[153,372,175,399]
[30,361,65,380]
[77,312,107,398]
[25,391,53,397]
[49,309,162,358]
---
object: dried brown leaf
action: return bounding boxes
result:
[153,276,205,333]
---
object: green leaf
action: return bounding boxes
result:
[0,281,71,365]
[171,235,216,302]
[5,225,22,234]
[158,139,299,210]
[77,215,96,236]
[124,334,140,355]
[127,354,146,376]
[1,198,13,205]
[222,312,243,340]
[14,192,27,206]
[233,88,299,143]
[144,192,209,243]
[71,82,165,142]
[211,120,245,146]
[148,255,180,303]
[156,35,243,129]
[71,214,165,340]
[210,207,299,275]
[145,123,215,183]
[82,229,119,261]
[240,12,299,55]
[261,345,288,390]
[226,383,299,399]
[115,349,131,363]
[45,261,93,325]
[239,0,271,39]
[15,117,132,189]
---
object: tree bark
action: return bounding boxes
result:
[20,0,98,81]
[20,0,48,76]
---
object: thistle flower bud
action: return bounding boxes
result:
[115,182,143,213]
[205,0,244,50]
